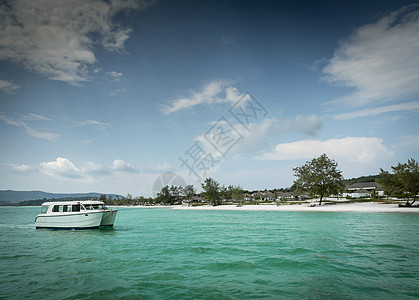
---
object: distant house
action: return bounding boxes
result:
[344,182,384,198]
[251,191,275,201]
[276,192,295,201]
[350,188,370,198]
[244,193,253,201]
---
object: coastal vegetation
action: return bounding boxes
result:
[293,154,344,205]
[201,178,221,206]
[377,158,419,206]
[2,157,417,207]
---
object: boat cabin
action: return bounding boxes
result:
[40,201,108,214]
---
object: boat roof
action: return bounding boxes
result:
[41,200,105,206]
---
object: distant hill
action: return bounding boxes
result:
[342,175,380,185]
[0,190,122,204]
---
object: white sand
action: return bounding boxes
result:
[172,202,419,213]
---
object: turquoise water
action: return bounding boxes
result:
[0,207,418,299]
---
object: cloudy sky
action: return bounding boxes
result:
[1,0,418,196]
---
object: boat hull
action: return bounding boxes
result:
[100,210,118,227]
[35,211,103,229]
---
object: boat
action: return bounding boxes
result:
[35,200,118,229]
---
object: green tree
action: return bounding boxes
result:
[231,186,244,202]
[293,154,344,205]
[157,186,173,204]
[201,178,221,206]
[220,185,228,202]
[182,185,196,201]
[377,158,419,206]
[170,185,181,204]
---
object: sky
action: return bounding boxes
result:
[0,0,418,197]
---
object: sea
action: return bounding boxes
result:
[0,206,418,300]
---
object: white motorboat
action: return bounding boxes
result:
[35,200,118,229]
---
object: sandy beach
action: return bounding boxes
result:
[172,202,419,213]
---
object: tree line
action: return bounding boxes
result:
[10,155,416,207]
[293,154,418,206]
[99,155,419,207]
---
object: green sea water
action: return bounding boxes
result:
[0,207,418,299]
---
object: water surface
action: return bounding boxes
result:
[0,207,418,299]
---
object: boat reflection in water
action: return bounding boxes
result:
[35,200,117,229]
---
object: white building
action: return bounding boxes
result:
[344,182,384,198]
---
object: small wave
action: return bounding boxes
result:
[288,247,312,255]
[1,253,33,259]
[375,243,405,249]
[0,223,34,229]
[149,272,186,281]
[188,246,214,254]
[259,257,319,269]
[206,260,257,271]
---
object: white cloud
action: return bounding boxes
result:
[231,118,282,155]
[22,113,52,121]
[194,114,322,159]
[333,101,419,120]
[0,79,19,94]
[109,88,126,96]
[0,112,60,141]
[76,119,112,130]
[283,114,322,136]
[106,71,123,82]
[256,137,394,177]
[112,159,138,173]
[12,157,140,183]
[24,127,61,141]
[40,157,81,178]
[162,80,242,114]
[81,161,110,176]
[239,115,321,153]
[0,0,152,85]
[322,5,419,106]
[143,163,172,173]
[221,35,235,46]
[257,137,392,161]
[9,164,34,172]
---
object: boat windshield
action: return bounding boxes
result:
[41,205,49,214]
[84,204,106,210]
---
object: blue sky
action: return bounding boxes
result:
[1,0,418,197]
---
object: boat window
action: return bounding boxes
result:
[52,205,60,212]
[72,204,81,212]
[58,205,63,212]
[41,205,49,214]
[63,205,71,212]
[85,205,94,210]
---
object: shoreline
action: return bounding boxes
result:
[3,202,418,213]
[173,202,419,212]
[114,202,419,213]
